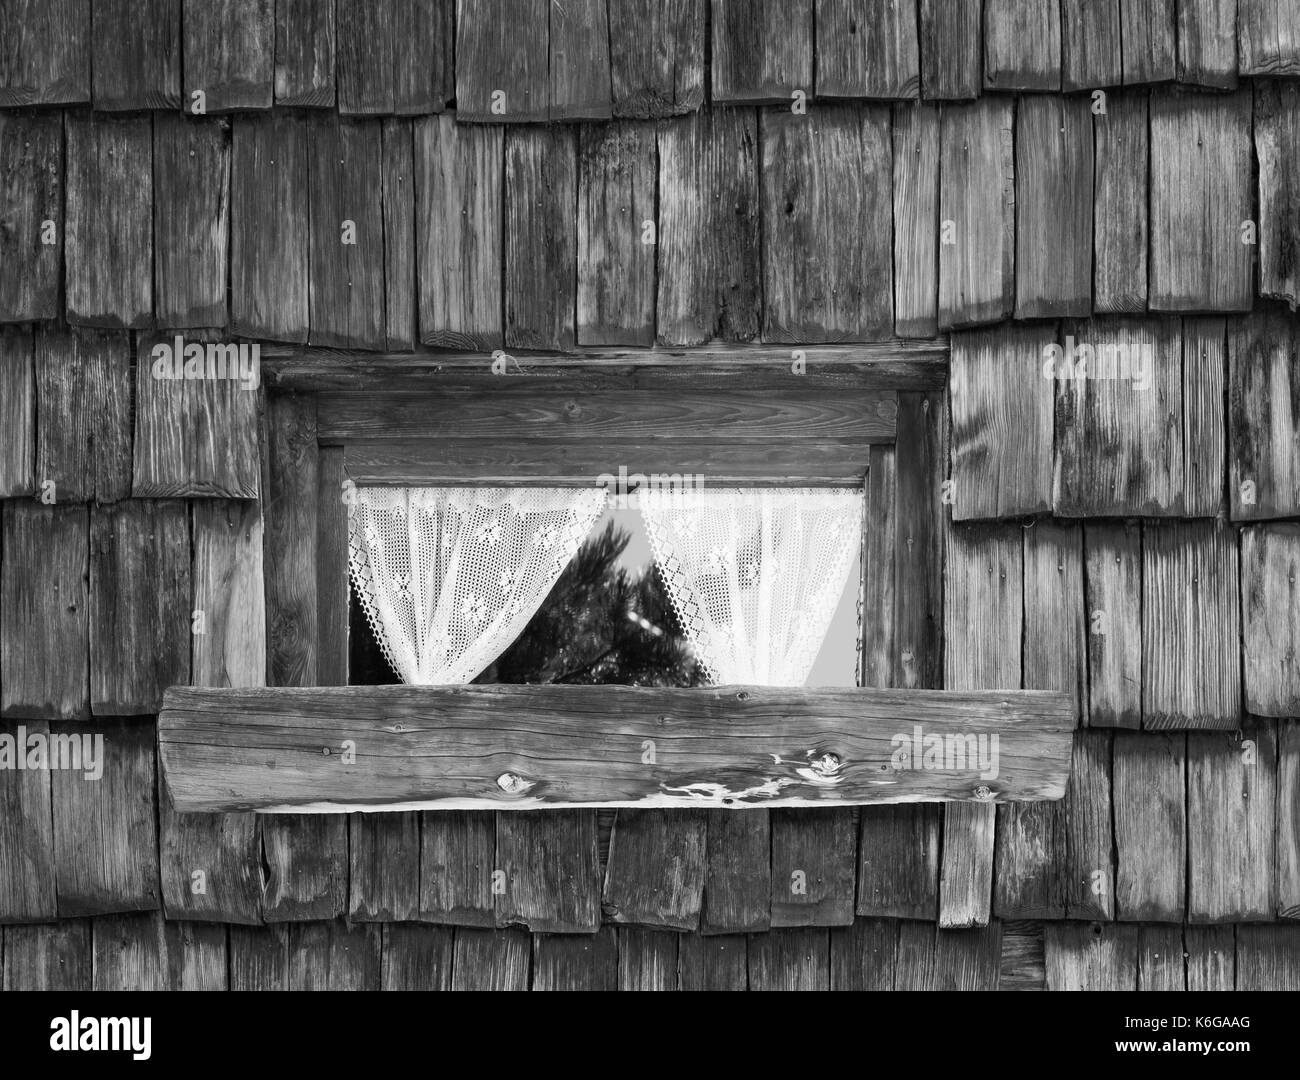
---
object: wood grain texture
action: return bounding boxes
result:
[133,334,260,500]
[1093,88,1149,314]
[702,808,771,933]
[1185,924,1236,989]
[261,393,347,924]
[1242,524,1300,716]
[1061,730,1114,920]
[678,933,747,988]
[496,809,601,932]
[829,918,898,989]
[577,123,655,346]
[505,126,578,352]
[1113,730,1185,920]
[89,501,191,715]
[381,119,417,352]
[603,809,704,930]
[941,522,1023,928]
[151,114,229,329]
[455,0,548,121]
[1023,521,1086,717]
[162,922,227,990]
[2,922,90,989]
[65,113,152,329]
[609,0,703,117]
[1121,0,1177,82]
[747,927,829,990]
[337,0,450,115]
[0,0,89,105]
[158,685,1075,812]
[1053,318,1185,516]
[984,0,1061,90]
[859,446,895,688]
[0,720,56,922]
[1181,316,1227,516]
[1236,924,1300,989]
[938,98,1015,329]
[418,809,495,926]
[891,389,947,690]
[1061,0,1122,90]
[1255,81,1300,310]
[769,808,856,927]
[1083,521,1142,728]
[1229,310,1300,521]
[92,913,169,990]
[532,928,618,990]
[710,0,813,103]
[1278,720,1300,918]
[1142,520,1242,729]
[949,326,1054,521]
[1179,0,1239,86]
[656,109,760,344]
[999,920,1046,990]
[274,0,335,106]
[159,788,262,924]
[307,115,385,349]
[617,928,679,989]
[380,924,453,990]
[928,923,1002,989]
[450,927,530,990]
[856,806,939,919]
[91,0,181,109]
[549,0,611,120]
[761,105,892,342]
[1239,0,1300,75]
[0,505,88,721]
[348,812,419,921]
[1044,922,1138,989]
[0,327,34,496]
[231,114,309,343]
[34,328,132,504]
[816,0,920,98]
[892,102,939,336]
[51,718,158,916]
[228,925,287,989]
[918,0,981,99]
[0,111,62,322]
[286,922,381,989]
[1137,923,1184,989]
[1149,88,1253,312]
[1189,721,1277,921]
[183,0,273,112]
[415,116,503,350]
[1015,95,1093,317]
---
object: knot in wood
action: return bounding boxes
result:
[321,746,332,756]
[974,784,994,800]
[496,772,535,796]
[735,691,750,701]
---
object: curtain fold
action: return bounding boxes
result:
[638,487,863,686]
[348,487,607,684]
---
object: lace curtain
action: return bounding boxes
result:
[349,487,607,684]
[639,487,863,686]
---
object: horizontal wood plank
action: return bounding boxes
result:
[159,685,1076,812]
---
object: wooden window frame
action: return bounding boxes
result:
[159,343,1077,813]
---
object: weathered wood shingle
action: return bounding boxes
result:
[1239,0,1300,76]
[816,0,920,99]
[91,0,181,110]
[1149,88,1253,312]
[711,0,813,103]
[230,114,308,343]
[415,116,503,350]
[1121,0,1177,84]
[0,718,57,922]
[1093,88,1149,314]
[274,0,335,107]
[892,102,939,337]
[337,0,451,115]
[1255,81,1300,311]
[1061,0,1122,91]
[455,0,548,122]
[497,810,601,933]
[65,113,152,330]
[151,114,229,329]
[1179,0,1239,87]
[1229,309,1300,520]
[1242,524,1300,717]
[182,0,274,113]
[0,326,34,497]
[1083,521,1142,728]
[983,0,1061,90]
[0,111,62,323]
[549,0,612,120]
[0,0,90,106]
[919,0,982,99]
[1113,731,1185,920]
[760,105,892,342]
[609,0,703,118]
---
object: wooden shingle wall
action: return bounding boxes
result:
[3,0,1300,992]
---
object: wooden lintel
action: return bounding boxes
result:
[158,685,1075,813]
[259,340,950,392]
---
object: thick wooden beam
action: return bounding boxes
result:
[159,685,1075,813]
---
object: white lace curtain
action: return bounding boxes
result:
[348,487,607,684]
[639,487,863,686]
